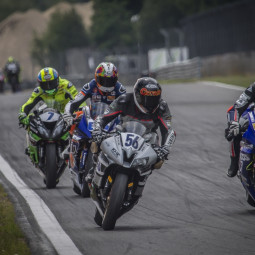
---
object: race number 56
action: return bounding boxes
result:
[125,134,139,149]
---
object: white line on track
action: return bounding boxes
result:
[202,81,244,91]
[0,154,83,255]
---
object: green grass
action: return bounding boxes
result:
[0,184,30,255]
[159,74,255,88]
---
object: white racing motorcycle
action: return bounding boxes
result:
[91,121,163,230]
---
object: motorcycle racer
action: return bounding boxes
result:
[63,62,126,181]
[90,77,176,185]
[4,56,21,92]
[225,82,255,177]
[18,67,81,127]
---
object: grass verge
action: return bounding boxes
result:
[160,74,255,88]
[0,184,30,255]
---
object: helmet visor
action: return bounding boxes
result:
[141,95,161,113]
[98,76,117,88]
[40,79,58,91]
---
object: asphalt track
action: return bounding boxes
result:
[0,82,254,255]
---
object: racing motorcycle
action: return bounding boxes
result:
[90,121,161,230]
[5,63,20,92]
[69,102,119,198]
[26,104,69,188]
[238,104,255,207]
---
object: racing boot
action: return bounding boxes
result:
[227,156,239,177]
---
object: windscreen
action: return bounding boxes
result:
[122,121,147,137]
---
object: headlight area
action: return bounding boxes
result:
[131,157,149,167]
[37,125,50,138]
[52,122,65,138]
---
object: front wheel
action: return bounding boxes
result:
[102,173,128,230]
[81,150,93,198]
[45,143,58,189]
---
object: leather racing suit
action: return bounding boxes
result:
[64,79,126,175]
[226,83,255,177]
[20,77,79,115]
[65,79,126,114]
[92,93,176,197]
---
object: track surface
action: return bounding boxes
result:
[0,82,254,255]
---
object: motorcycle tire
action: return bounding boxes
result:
[246,191,255,207]
[73,183,81,195]
[45,143,58,189]
[81,151,93,198]
[102,172,128,230]
[94,208,102,227]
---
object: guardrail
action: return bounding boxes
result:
[153,57,201,80]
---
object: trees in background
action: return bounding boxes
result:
[30,0,244,66]
[0,0,89,22]
[31,8,89,69]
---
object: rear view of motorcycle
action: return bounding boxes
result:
[90,121,161,230]
[25,105,69,188]
[5,61,20,93]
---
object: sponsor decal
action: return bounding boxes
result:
[67,82,73,88]
[107,95,115,101]
[240,153,250,161]
[76,92,84,100]
[249,112,255,122]
[119,86,126,94]
[33,88,40,93]
[140,88,161,96]
[111,148,120,157]
[146,84,158,89]
[84,83,90,91]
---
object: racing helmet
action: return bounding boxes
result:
[37,67,59,94]
[8,56,14,62]
[133,77,162,114]
[95,62,118,92]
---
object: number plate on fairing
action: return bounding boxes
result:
[39,112,60,122]
[121,133,144,151]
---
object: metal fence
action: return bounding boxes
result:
[182,0,255,58]
[154,57,201,80]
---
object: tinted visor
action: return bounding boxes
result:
[40,79,58,91]
[98,76,117,88]
[141,95,160,113]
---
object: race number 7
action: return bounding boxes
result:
[47,112,54,120]
[125,134,139,149]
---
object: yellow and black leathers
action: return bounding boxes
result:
[20,77,82,115]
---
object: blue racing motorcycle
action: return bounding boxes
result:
[238,104,255,207]
[69,102,119,197]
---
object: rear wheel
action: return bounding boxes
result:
[102,173,128,230]
[246,191,255,207]
[45,143,58,189]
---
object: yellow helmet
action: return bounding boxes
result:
[37,67,59,94]
[8,56,14,62]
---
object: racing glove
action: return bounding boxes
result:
[225,121,240,141]
[63,113,73,127]
[18,112,29,127]
[92,127,104,143]
[154,145,170,160]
